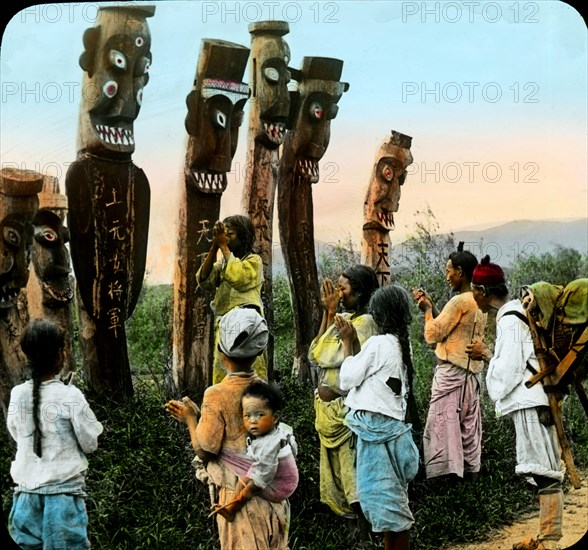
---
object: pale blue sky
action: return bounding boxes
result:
[1,1,586,283]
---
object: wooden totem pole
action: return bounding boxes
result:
[277,57,349,384]
[26,176,75,377]
[65,5,155,400]
[242,21,291,378]
[173,39,250,396]
[0,168,43,414]
[361,131,413,286]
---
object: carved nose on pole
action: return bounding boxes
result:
[306,142,325,159]
[209,155,231,173]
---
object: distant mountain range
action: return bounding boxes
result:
[273,218,587,274]
[434,218,587,267]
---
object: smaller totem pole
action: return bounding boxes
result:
[26,176,75,377]
[242,21,292,378]
[361,131,413,287]
[0,168,43,414]
[65,5,155,400]
[277,57,349,383]
[173,38,250,395]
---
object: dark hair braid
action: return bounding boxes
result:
[20,319,65,459]
[31,374,43,457]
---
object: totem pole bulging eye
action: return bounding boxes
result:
[137,88,143,106]
[214,110,227,129]
[3,227,21,248]
[110,50,127,71]
[264,67,280,83]
[381,163,394,182]
[309,101,323,120]
[42,229,58,242]
[103,80,118,98]
[34,226,58,245]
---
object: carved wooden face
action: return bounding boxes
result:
[363,143,413,231]
[0,206,36,309]
[78,8,153,155]
[290,84,346,183]
[185,80,249,193]
[251,38,291,148]
[31,209,73,308]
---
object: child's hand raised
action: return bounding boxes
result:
[212,220,228,248]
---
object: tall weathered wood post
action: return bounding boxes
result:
[361,131,413,286]
[277,57,349,384]
[0,168,42,414]
[26,176,75,377]
[172,39,250,396]
[65,5,155,400]
[242,21,291,379]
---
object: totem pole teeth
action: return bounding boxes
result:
[376,210,394,229]
[0,285,19,304]
[191,170,227,193]
[95,124,134,146]
[263,121,286,144]
[42,281,74,304]
[295,158,320,182]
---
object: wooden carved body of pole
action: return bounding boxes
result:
[0,168,43,414]
[277,57,349,384]
[26,176,75,377]
[173,39,250,395]
[361,131,413,287]
[65,5,155,400]
[242,21,291,379]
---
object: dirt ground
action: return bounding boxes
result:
[445,477,588,550]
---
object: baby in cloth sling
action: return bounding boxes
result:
[212,381,299,521]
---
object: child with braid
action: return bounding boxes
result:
[337,285,420,550]
[6,319,103,549]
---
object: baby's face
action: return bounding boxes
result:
[242,396,278,437]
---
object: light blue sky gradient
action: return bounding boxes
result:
[1,1,586,283]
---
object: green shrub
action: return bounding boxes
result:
[508,246,588,292]
[86,382,216,549]
[126,285,173,377]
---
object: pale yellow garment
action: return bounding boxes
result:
[196,252,264,316]
[309,312,379,393]
[196,252,267,383]
[314,393,357,517]
[309,312,379,517]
